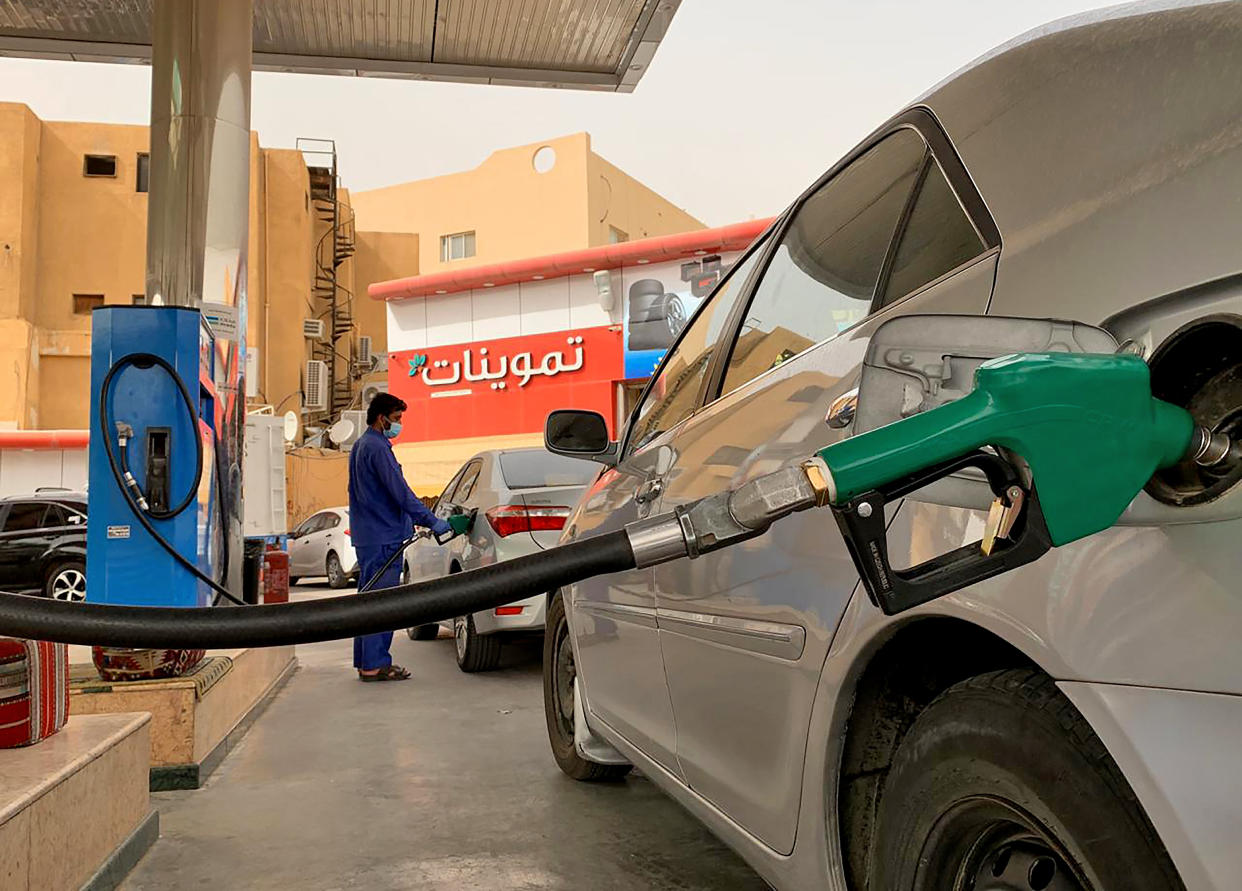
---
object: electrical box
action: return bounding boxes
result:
[243,415,287,537]
[87,306,220,607]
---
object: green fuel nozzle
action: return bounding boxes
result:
[817,352,1193,546]
[643,351,1237,617]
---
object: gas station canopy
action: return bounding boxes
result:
[0,0,679,91]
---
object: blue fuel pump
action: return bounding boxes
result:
[87,306,228,607]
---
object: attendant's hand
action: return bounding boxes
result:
[431,517,453,540]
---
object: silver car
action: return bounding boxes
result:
[403,448,597,672]
[287,507,359,589]
[541,4,1242,890]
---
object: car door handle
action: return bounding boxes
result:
[635,478,664,505]
[826,387,859,429]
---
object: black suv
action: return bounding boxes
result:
[0,491,87,600]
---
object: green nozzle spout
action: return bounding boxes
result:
[816,352,1194,547]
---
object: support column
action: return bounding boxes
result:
[145,0,253,597]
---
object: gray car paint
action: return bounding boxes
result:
[559,3,1242,889]
[403,449,592,636]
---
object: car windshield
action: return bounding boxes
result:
[498,451,597,489]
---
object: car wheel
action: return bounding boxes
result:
[871,668,1184,891]
[325,552,348,589]
[453,614,502,672]
[542,594,631,781]
[45,560,86,602]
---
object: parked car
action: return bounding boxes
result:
[287,507,357,588]
[403,448,598,671]
[0,491,88,601]
[540,4,1242,890]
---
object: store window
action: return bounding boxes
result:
[133,294,147,306]
[136,153,150,193]
[83,154,117,177]
[440,231,476,262]
[73,294,104,315]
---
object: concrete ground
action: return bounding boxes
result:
[122,583,767,890]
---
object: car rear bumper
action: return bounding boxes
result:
[471,594,546,635]
[1059,681,1242,890]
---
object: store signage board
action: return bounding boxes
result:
[389,326,622,442]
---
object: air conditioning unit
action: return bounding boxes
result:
[357,335,373,368]
[303,318,326,340]
[360,379,388,408]
[304,360,328,411]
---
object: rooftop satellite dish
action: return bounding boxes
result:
[282,410,299,443]
[328,418,355,445]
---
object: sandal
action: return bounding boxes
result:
[359,665,411,682]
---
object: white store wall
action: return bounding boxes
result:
[0,448,88,498]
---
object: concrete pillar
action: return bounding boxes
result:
[145,0,253,595]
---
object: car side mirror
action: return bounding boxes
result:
[545,410,619,467]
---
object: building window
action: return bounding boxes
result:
[73,294,104,315]
[440,231,476,262]
[132,293,147,306]
[136,153,150,193]
[609,226,629,244]
[83,154,117,178]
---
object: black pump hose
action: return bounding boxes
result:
[0,531,635,649]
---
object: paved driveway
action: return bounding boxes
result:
[122,584,768,890]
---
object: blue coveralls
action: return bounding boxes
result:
[347,427,440,671]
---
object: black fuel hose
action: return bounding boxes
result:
[0,531,635,649]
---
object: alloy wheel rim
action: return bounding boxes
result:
[917,797,1089,891]
[52,568,86,602]
[454,616,468,659]
[665,297,686,336]
[554,617,576,732]
[327,555,341,584]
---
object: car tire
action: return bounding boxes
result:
[661,293,688,339]
[325,551,348,589]
[870,668,1184,891]
[44,560,87,602]
[542,594,631,782]
[453,614,502,672]
[627,278,665,321]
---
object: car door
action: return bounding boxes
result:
[0,502,55,592]
[651,115,1001,852]
[407,463,474,582]
[567,236,771,776]
[288,516,316,575]
[291,513,328,576]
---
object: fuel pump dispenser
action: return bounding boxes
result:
[87,306,234,607]
[4,315,1239,650]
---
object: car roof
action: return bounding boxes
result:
[1,491,87,503]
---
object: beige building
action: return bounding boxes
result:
[351,132,704,275]
[0,102,405,434]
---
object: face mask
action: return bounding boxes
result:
[384,421,402,440]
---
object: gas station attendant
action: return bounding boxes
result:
[348,393,452,681]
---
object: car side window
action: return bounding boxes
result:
[719,129,925,397]
[43,505,69,528]
[1,502,45,533]
[877,160,986,307]
[322,513,341,530]
[454,462,483,503]
[626,238,770,454]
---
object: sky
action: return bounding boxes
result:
[0,0,1118,226]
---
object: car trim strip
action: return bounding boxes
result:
[577,600,659,629]
[655,608,806,661]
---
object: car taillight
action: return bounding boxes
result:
[344,528,350,536]
[484,504,571,537]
